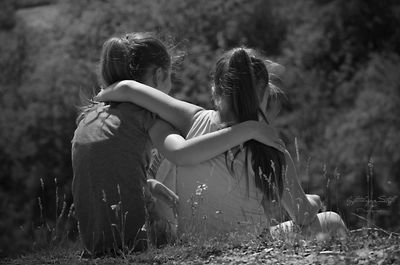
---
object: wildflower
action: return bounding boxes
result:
[195,184,208,196]
[195,189,202,196]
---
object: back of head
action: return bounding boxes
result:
[99,32,171,87]
[77,32,171,124]
[213,48,286,201]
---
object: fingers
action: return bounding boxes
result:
[278,139,286,148]
[262,137,285,152]
[260,139,285,152]
[260,124,283,148]
[273,139,286,152]
[148,180,179,213]
[158,194,179,218]
[155,182,179,203]
[93,87,108,101]
[147,178,160,189]
[93,82,120,101]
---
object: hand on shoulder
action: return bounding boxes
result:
[94,80,136,103]
[249,120,286,152]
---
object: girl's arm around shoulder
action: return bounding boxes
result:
[149,118,285,166]
[95,80,203,137]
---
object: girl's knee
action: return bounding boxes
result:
[318,211,345,226]
[317,211,347,236]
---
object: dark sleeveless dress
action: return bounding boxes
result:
[71,102,156,254]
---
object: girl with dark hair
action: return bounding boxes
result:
[72,34,282,256]
[95,47,346,238]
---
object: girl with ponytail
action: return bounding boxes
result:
[95,47,346,239]
[213,48,285,202]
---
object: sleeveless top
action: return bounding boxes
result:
[71,102,156,254]
[157,110,269,236]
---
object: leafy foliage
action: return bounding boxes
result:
[276,0,400,229]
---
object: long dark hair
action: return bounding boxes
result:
[77,32,171,123]
[213,48,286,200]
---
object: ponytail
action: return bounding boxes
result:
[228,49,259,123]
[216,48,286,201]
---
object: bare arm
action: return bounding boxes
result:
[95,80,203,137]
[280,150,321,226]
[149,119,285,166]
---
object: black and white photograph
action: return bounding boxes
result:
[0,0,399,264]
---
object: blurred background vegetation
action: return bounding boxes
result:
[0,0,399,258]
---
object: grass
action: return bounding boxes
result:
[2,228,399,264]
[2,154,399,264]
